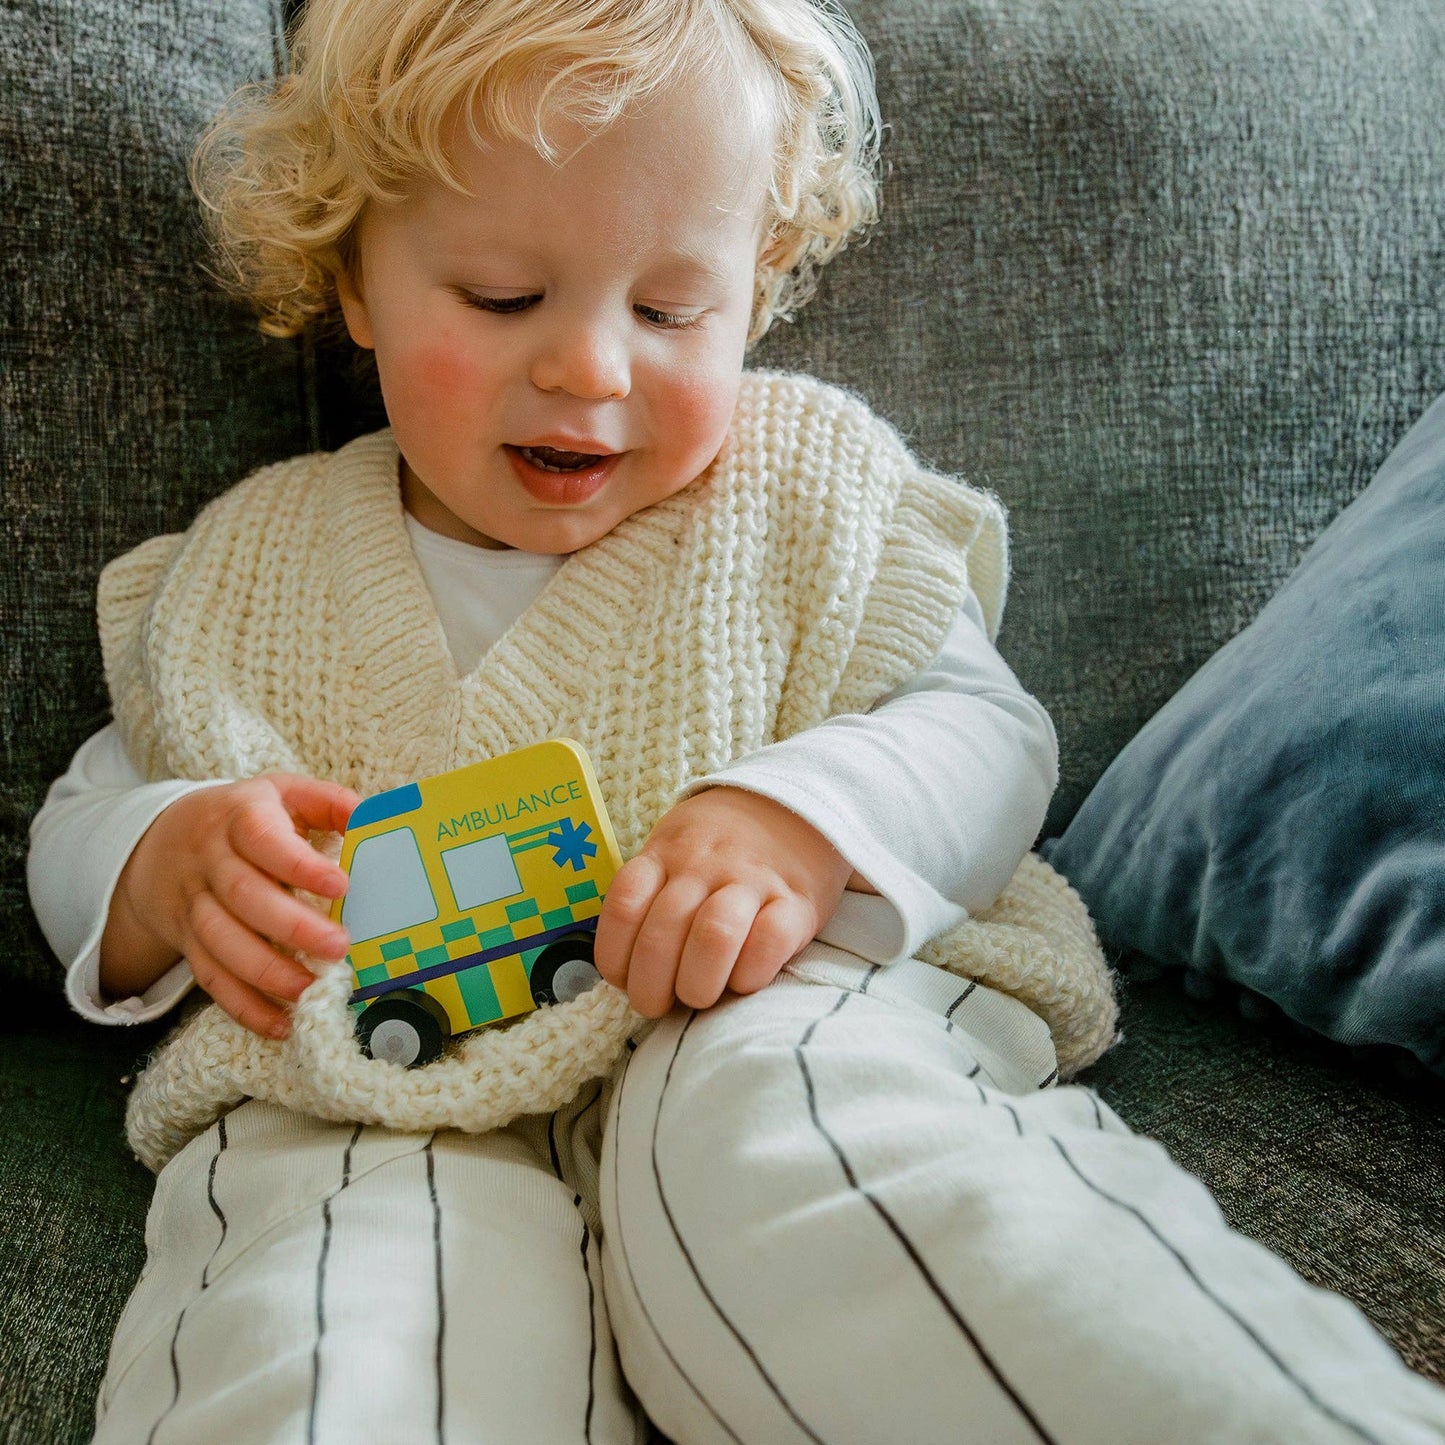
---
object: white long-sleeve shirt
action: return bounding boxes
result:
[28,515,1057,1025]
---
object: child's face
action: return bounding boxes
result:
[337,76,769,553]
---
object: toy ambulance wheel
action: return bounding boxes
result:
[530,936,602,1007]
[356,990,451,1068]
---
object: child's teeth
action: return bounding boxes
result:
[522,446,603,472]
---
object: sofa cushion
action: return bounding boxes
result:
[1047,394,1445,1075]
[1,0,315,989]
[0,993,160,1437]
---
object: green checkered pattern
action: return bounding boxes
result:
[350,878,601,991]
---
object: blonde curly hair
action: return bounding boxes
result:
[192,0,881,345]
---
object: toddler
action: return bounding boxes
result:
[29,0,1445,1440]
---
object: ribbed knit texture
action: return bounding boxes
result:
[99,370,1116,1172]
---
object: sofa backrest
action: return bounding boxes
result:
[754,0,1445,833]
[3,0,319,990]
[4,0,1443,991]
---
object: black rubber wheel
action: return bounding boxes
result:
[356,989,451,1067]
[529,936,602,1007]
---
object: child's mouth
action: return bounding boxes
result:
[517,445,608,472]
[506,445,619,506]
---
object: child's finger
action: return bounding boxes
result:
[594,853,665,988]
[728,894,816,996]
[185,890,317,1003]
[674,883,759,1010]
[626,876,709,1017]
[212,852,350,961]
[268,773,361,839]
[228,794,350,900]
[186,941,292,1041]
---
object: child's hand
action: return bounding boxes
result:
[100,774,359,1039]
[594,788,852,1018]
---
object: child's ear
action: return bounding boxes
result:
[335,266,376,350]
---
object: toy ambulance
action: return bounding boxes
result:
[330,739,623,1067]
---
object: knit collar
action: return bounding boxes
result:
[323,427,701,693]
[315,425,708,791]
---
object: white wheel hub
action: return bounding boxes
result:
[552,959,602,1003]
[369,1018,423,1066]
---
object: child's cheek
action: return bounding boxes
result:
[666,368,744,467]
[387,336,487,427]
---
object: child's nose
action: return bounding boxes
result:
[529,318,630,401]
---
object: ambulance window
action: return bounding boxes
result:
[442,833,524,912]
[342,828,437,943]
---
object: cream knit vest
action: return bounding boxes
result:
[100,370,1117,1172]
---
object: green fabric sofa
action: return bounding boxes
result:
[3,0,1442,1439]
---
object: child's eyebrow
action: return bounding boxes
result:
[641,248,735,288]
[427,231,738,291]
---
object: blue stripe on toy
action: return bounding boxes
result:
[349,915,599,1004]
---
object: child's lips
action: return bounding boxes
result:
[504,444,620,505]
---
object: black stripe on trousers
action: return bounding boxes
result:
[547,1090,604,1444]
[1046,1136,1385,1445]
[639,989,1055,1445]
[980,1071,1383,1443]
[306,1123,364,1445]
[798,993,1057,1445]
[304,1130,449,1444]
[648,1010,830,1443]
[426,1133,446,1445]
[609,1049,748,1444]
[944,981,977,1018]
[142,1112,231,1445]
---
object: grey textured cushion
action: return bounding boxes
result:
[2,0,312,989]
[1047,393,1445,1075]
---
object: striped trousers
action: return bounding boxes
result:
[94,946,1445,1444]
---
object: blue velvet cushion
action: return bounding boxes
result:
[1046,393,1445,1075]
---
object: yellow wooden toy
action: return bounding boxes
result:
[330,739,623,1067]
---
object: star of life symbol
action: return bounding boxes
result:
[547,817,597,872]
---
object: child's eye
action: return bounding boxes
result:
[635,305,704,330]
[457,291,539,315]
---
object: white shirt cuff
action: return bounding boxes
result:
[42,778,220,1024]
